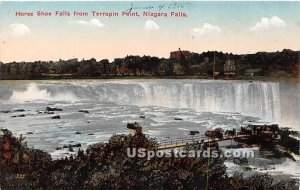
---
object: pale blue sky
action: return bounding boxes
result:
[0,1,299,62]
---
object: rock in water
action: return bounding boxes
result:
[0,110,11,113]
[13,109,25,112]
[46,107,63,112]
[127,122,141,130]
[12,114,26,118]
[73,143,82,147]
[51,115,60,119]
[190,130,199,135]
[79,110,89,113]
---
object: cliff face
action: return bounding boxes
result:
[0,50,299,80]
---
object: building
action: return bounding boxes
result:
[170,48,192,59]
[67,58,79,63]
[204,57,209,63]
[224,60,236,78]
[224,60,235,72]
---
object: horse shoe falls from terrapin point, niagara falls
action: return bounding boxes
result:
[1,80,282,123]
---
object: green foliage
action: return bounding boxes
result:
[1,129,298,189]
[1,50,298,79]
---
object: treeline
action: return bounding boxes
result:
[1,129,298,189]
[0,49,299,79]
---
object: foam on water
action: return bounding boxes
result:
[264,159,300,179]
[5,80,284,124]
[9,83,78,102]
[0,79,299,179]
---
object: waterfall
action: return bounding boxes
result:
[5,80,281,123]
[137,81,281,123]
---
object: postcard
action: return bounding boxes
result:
[0,1,299,189]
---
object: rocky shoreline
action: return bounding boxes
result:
[1,125,299,189]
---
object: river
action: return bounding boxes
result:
[0,79,299,178]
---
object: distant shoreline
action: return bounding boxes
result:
[1,50,299,82]
[0,76,299,84]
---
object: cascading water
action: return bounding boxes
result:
[138,81,281,123]
[3,80,281,123]
[1,79,299,162]
[8,83,79,102]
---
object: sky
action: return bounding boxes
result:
[0,1,300,63]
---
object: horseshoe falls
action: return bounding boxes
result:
[1,79,299,159]
[1,80,281,123]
